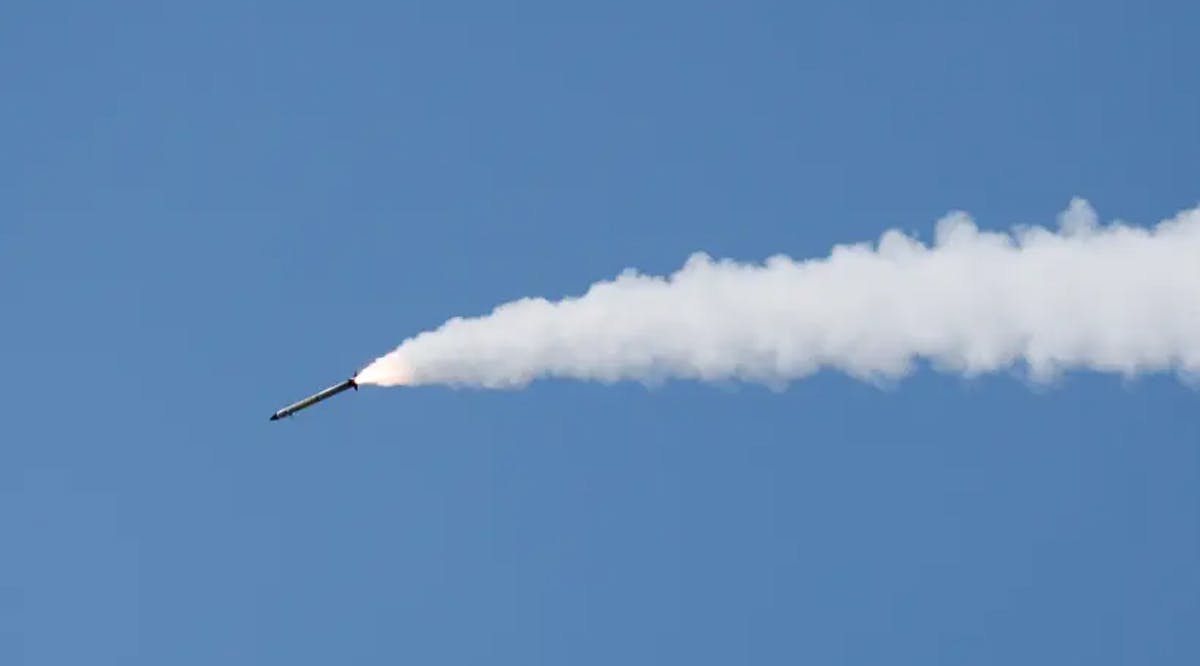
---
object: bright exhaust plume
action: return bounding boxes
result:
[355,200,1200,389]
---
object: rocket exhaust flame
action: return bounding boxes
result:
[356,200,1200,390]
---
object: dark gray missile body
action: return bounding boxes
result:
[270,378,357,421]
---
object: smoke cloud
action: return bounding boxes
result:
[356,200,1200,389]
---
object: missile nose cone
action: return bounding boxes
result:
[269,413,280,421]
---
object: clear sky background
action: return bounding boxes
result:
[3,1,1197,663]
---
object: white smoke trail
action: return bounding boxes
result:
[356,199,1200,389]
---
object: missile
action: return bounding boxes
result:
[269,378,357,421]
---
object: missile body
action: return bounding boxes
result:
[270,378,357,421]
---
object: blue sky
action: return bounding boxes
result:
[2,1,1197,663]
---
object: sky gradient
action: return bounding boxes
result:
[3,1,1198,663]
